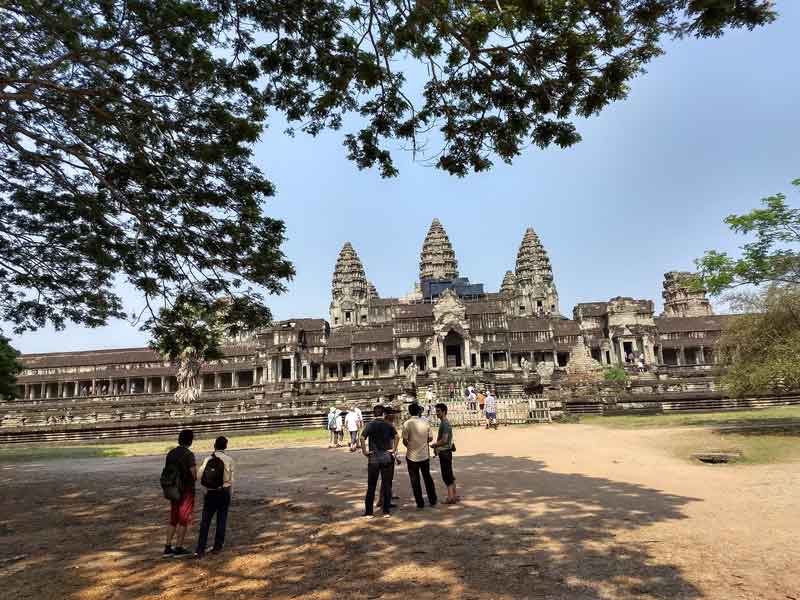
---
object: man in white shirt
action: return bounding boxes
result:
[401,403,437,509]
[195,436,234,558]
[345,408,361,451]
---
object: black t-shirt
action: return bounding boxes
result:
[362,419,397,453]
[165,445,196,490]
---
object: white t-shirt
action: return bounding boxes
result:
[353,407,363,423]
[345,411,360,432]
[335,415,343,431]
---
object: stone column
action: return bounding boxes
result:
[57,382,64,398]
[463,338,471,368]
[350,360,356,380]
[489,352,495,370]
[698,346,706,365]
[393,358,399,376]
[252,368,258,385]
[290,356,296,381]
[372,359,378,378]
[678,346,686,366]
[161,376,167,393]
[24,384,29,400]
[618,338,625,364]
[124,378,130,394]
[337,362,342,380]
[91,379,96,396]
[658,345,665,365]
[233,370,239,387]
[215,373,221,388]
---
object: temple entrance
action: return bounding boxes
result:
[444,330,463,368]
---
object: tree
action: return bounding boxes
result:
[696,179,800,294]
[0,337,22,400]
[716,287,800,397]
[0,1,775,397]
[696,178,800,396]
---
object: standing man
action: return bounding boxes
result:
[402,403,437,509]
[484,389,498,429]
[162,429,196,558]
[467,385,477,411]
[345,407,360,452]
[360,405,399,517]
[327,406,337,448]
[432,403,459,504]
[195,436,234,558]
[335,409,345,447]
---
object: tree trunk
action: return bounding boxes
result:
[175,350,202,405]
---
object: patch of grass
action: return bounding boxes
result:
[578,406,800,429]
[668,428,800,465]
[0,428,328,463]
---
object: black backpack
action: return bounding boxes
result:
[201,453,225,489]
[160,461,183,501]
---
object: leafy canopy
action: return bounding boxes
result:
[717,287,800,397]
[0,0,775,349]
[696,179,800,294]
[0,337,22,400]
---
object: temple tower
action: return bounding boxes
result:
[368,281,379,299]
[661,271,713,317]
[513,227,560,316]
[419,218,459,282]
[500,270,517,296]
[330,242,370,328]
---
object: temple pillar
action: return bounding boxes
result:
[658,345,665,365]
[24,384,30,400]
[124,378,130,394]
[233,370,239,387]
[57,382,64,398]
[372,359,378,378]
[618,338,625,364]
[350,360,356,380]
[215,373,221,389]
[290,356,296,381]
[698,346,706,365]
[161,376,167,393]
[678,346,686,366]
[489,352,495,370]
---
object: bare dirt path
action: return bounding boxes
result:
[0,424,796,600]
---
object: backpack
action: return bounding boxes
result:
[160,461,183,501]
[200,453,225,489]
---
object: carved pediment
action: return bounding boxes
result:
[433,288,470,338]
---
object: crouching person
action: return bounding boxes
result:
[195,436,234,558]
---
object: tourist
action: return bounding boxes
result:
[345,407,360,451]
[335,409,345,447]
[327,406,337,448]
[431,403,459,504]
[424,386,434,419]
[484,390,498,429]
[377,407,402,511]
[448,382,454,401]
[402,403,437,509]
[195,436,234,558]
[162,429,196,558]
[467,385,477,411]
[360,404,399,517]
[476,389,486,413]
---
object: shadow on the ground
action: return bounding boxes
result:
[0,447,703,600]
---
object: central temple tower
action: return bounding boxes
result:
[513,227,560,316]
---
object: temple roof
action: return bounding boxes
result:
[654,315,735,333]
[419,218,459,281]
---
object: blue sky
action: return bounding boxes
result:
[12,2,800,354]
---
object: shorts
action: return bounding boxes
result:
[486,412,497,420]
[169,490,195,526]
[438,450,455,486]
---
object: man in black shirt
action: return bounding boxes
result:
[163,429,197,558]
[360,405,399,517]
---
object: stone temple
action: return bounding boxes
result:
[13,219,730,412]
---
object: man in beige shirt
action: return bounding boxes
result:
[402,403,438,509]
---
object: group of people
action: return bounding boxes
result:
[626,352,648,373]
[359,401,459,517]
[327,405,364,450]
[159,399,464,557]
[160,429,234,559]
[426,385,498,429]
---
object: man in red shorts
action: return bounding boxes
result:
[163,429,197,558]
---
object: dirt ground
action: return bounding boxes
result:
[0,424,797,600]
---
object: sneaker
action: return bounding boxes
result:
[162,545,174,558]
[192,552,205,560]
[361,513,376,519]
[171,547,192,558]
[382,512,392,518]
